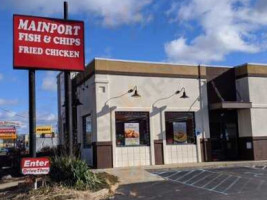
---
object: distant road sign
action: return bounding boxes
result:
[0,127,17,140]
[0,128,16,133]
[21,157,50,175]
[0,134,17,140]
[36,126,53,135]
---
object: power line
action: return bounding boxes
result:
[0,107,57,123]
[0,107,28,119]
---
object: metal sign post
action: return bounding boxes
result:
[63,1,73,156]
[29,69,36,158]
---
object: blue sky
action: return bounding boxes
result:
[1,0,267,134]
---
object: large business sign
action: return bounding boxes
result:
[36,126,52,134]
[0,127,17,140]
[13,15,85,71]
[21,157,50,175]
[0,121,21,127]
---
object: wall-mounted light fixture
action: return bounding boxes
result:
[179,87,189,99]
[63,91,83,107]
[152,86,189,107]
[130,86,141,98]
[105,85,141,105]
[72,98,83,107]
[170,87,189,99]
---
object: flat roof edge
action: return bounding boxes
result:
[94,57,231,68]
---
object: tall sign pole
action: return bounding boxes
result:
[13,3,85,159]
[29,70,36,157]
[63,1,73,156]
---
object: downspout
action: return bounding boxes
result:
[198,65,207,162]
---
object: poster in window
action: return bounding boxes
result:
[124,123,140,145]
[173,122,187,143]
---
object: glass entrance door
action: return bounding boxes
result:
[223,123,239,160]
[210,111,239,161]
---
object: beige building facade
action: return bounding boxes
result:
[58,58,267,168]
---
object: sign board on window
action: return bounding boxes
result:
[21,157,50,175]
[13,15,84,71]
[173,122,187,143]
[124,123,140,145]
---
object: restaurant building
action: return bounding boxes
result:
[57,58,267,168]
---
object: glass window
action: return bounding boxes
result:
[165,112,195,145]
[83,114,92,148]
[115,112,150,146]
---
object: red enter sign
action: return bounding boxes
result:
[21,157,50,175]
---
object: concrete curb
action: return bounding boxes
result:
[145,160,267,171]
[94,160,267,172]
[0,181,24,190]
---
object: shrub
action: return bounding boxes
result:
[49,156,107,191]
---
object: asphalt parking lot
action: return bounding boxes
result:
[112,165,267,200]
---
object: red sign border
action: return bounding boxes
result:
[13,14,85,72]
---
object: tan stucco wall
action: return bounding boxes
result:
[236,76,267,137]
[93,73,210,166]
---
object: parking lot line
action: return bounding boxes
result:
[184,170,205,184]
[165,171,181,178]
[174,170,195,181]
[210,175,232,191]
[191,172,215,185]
[167,173,229,195]
[222,176,240,193]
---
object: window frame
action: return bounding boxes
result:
[82,114,92,148]
[115,111,151,147]
[165,111,196,145]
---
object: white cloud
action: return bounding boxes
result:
[38,113,57,122]
[164,0,267,64]
[0,99,18,106]
[0,74,3,81]
[0,110,28,134]
[42,72,57,92]
[3,0,152,27]
[37,112,58,132]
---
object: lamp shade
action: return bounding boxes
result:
[180,91,189,98]
[72,98,83,106]
[131,90,141,98]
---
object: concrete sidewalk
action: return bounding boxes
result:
[0,180,24,190]
[99,160,267,185]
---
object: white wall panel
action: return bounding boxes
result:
[115,146,151,167]
[165,145,197,164]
